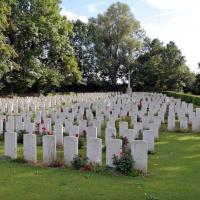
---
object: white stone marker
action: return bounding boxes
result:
[42,135,56,165]
[91,120,101,137]
[0,119,3,134]
[105,127,116,144]
[143,130,155,153]
[106,139,122,167]
[107,120,115,129]
[23,134,37,163]
[168,115,175,131]
[148,122,159,139]
[86,126,97,140]
[192,117,199,132]
[64,136,78,166]
[4,132,17,159]
[179,117,188,130]
[25,122,35,134]
[6,116,15,132]
[54,124,63,145]
[69,125,79,137]
[78,120,87,135]
[131,140,148,174]
[87,138,102,164]
[119,121,128,136]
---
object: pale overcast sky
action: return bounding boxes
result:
[61,0,200,72]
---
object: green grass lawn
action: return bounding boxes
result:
[0,129,200,200]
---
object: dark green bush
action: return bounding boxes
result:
[17,130,28,144]
[71,155,88,170]
[166,91,200,106]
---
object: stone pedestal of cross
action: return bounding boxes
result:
[126,70,132,94]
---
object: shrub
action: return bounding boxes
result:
[71,155,88,170]
[112,148,135,175]
[166,91,200,106]
[82,163,93,171]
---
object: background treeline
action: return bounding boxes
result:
[0,0,200,94]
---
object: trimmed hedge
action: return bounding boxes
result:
[165,91,200,106]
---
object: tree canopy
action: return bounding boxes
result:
[0,1,197,94]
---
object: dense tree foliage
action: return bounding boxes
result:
[132,38,195,92]
[0,0,81,93]
[0,1,197,94]
[0,0,18,88]
[88,2,143,85]
[71,20,97,83]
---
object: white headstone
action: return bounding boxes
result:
[64,136,78,166]
[4,132,17,159]
[42,135,56,165]
[106,139,122,167]
[143,130,155,153]
[131,140,148,174]
[87,138,102,164]
[23,134,37,163]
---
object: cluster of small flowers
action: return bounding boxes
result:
[42,127,53,135]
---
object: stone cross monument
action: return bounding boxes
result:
[126,70,132,94]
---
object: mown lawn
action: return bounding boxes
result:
[0,129,200,200]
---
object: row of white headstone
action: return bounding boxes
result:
[1,92,200,175]
[4,132,148,174]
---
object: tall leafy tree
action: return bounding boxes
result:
[0,0,18,89]
[3,0,81,93]
[89,2,142,85]
[71,20,97,83]
[134,39,193,91]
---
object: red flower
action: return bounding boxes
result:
[42,127,46,131]
[48,131,53,135]
[75,133,79,138]
[82,164,92,171]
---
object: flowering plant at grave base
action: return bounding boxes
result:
[71,155,88,170]
[119,136,129,148]
[112,147,135,176]
[82,163,93,172]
